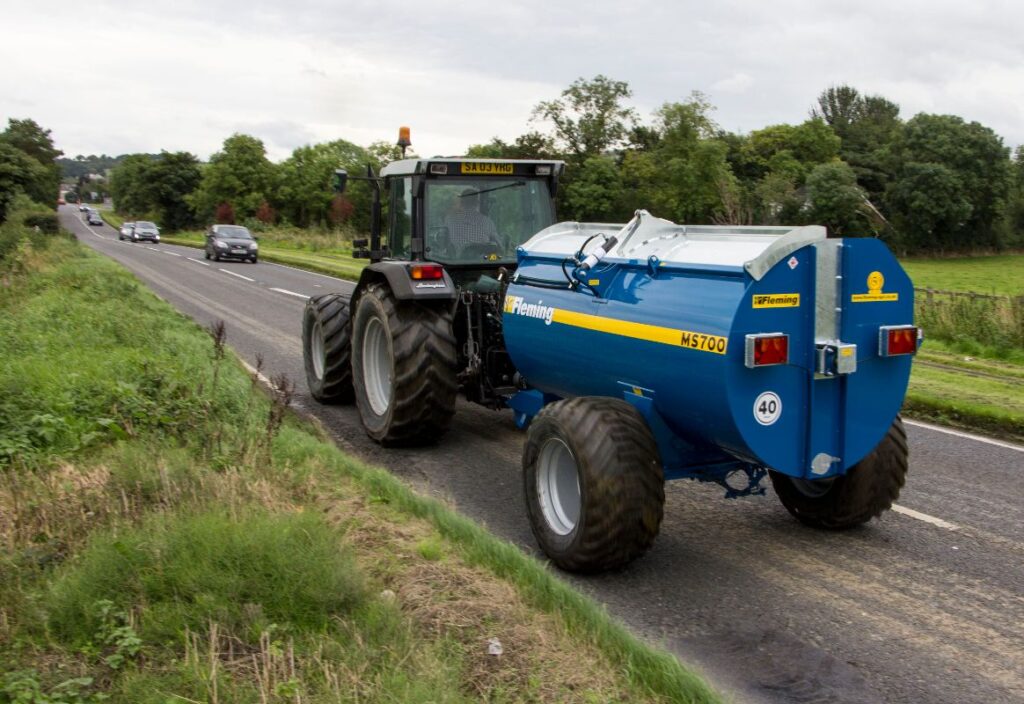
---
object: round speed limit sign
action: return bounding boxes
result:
[753,391,782,426]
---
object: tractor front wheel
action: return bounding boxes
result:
[351,282,457,445]
[523,397,664,572]
[302,294,355,403]
[769,416,908,528]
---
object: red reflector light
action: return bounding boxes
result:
[755,336,789,366]
[409,264,444,280]
[882,326,918,356]
[745,333,789,368]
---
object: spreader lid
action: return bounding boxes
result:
[523,211,826,280]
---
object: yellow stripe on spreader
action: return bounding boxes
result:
[550,309,728,355]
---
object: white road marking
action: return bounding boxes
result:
[891,504,960,531]
[220,268,255,282]
[146,246,160,251]
[269,287,310,300]
[85,225,106,239]
[163,250,182,257]
[268,260,348,283]
[904,418,1024,453]
[187,257,210,267]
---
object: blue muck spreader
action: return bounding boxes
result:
[303,139,920,572]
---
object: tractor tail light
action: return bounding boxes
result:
[745,333,789,368]
[880,325,919,356]
[409,264,444,280]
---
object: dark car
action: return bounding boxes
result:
[205,224,258,263]
[86,210,104,226]
[131,221,161,243]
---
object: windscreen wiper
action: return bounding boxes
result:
[460,181,526,197]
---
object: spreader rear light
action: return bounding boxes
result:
[879,325,920,356]
[745,333,789,368]
[408,264,444,280]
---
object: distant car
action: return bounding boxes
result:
[118,222,135,241]
[57,197,66,205]
[131,221,160,243]
[86,210,104,226]
[205,224,258,263]
[79,204,89,212]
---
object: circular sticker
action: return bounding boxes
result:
[753,391,782,426]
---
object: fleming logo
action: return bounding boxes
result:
[753,293,800,308]
[504,295,555,325]
[851,270,899,303]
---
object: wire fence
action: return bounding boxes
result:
[915,288,1024,350]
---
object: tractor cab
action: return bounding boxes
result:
[342,156,564,283]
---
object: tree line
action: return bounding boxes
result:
[106,136,403,235]
[7,76,1024,254]
[468,78,1023,254]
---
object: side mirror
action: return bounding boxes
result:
[333,169,348,194]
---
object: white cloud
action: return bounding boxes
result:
[712,73,754,95]
[2,0,1023,160]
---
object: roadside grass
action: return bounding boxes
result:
[0,236,720,702]
[906,364,1024,441]
[901,254,1024,296]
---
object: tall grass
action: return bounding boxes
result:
[915,289,1024,353]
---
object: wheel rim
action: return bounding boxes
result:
[537,438,581,536]
[790,476,836,498]
[310,320,325,381]
[362,316,392,416]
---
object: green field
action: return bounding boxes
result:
[0,222,719,702]
[901,254,1024,296]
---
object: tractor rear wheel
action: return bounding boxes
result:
[351,282,457,445]
[523,397,664,572]
[303,294,354,403]
[769,416,908,528]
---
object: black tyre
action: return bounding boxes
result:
[523,397,665,572]
[251,255,258,264]
[213,251,220,261]
[204,249,210,260]
[769,416,908,529]
[351,282,457,445]
[303,293,355,404]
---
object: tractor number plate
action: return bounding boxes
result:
[460,162,514,175]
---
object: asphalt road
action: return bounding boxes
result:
[64,208,1024,704]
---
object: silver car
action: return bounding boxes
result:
[118,222,135,241]
[131,221,161,243]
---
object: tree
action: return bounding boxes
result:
[275,139,372,229]
[189,134,276,222]
[885,114,1010,250]
[806,161,869,236]
[148,151,202,231]
[562,155,623,221]
[884,162,972,252]
[1006,146,1024,246]
[811,85,864,140]
[110,154,158,216]
[812,86,902,202]
[465,131,559,160]
[0,118,62,208]
[532,75,637,163]
[0,144,50,222]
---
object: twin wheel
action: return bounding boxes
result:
[302,285,909,572]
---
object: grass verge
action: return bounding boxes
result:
[901,253,1024,296]
[0,232,719,702]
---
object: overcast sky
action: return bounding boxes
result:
[3,0,1023,162]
